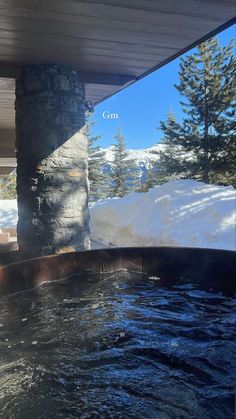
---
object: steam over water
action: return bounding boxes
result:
[0,272,235,418]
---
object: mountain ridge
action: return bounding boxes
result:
[101,144,163,165]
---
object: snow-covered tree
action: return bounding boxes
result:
[152,37,236,186]
[111,128,139,197]
[148,112,192,186]
[86,118,109,201]
[142,161,159,191]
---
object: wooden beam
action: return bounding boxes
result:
[0,157,16,167]
[0,2,234,111]
[0,141,15,149]
[0,148,15,157]
[81,72,135,85]
[0,65,135,86]
[0,166,15,174]
[0,64,21,78]
[0,128,15,138]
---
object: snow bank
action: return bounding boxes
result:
[0,199,17,227]
[90,180,236,251]
[0,180,235,251]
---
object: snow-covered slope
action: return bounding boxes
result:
[0,199,17,227]
[102,144,162,183]
[90,180,236,251]
[1,180,235,250]
[102,144,162,165]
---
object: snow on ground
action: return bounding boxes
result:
[90,180,236,251]
[0,180,235,251]
[0,199,17,228]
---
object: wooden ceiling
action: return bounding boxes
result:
[0,0,235,172]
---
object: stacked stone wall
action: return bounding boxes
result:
[15,65,90,255]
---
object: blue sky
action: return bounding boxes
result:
[92,25,235,149]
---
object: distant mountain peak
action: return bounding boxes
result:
[101,144,163,163]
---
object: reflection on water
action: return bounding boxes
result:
[0,272,235,418]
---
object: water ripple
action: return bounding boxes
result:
[0,272,235,418]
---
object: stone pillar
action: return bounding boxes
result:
[15,65,90,256]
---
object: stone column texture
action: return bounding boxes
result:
[15,65,90,256]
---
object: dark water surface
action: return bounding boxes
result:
[0,272,235,418]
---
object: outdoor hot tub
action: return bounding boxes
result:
[0,247,235,418]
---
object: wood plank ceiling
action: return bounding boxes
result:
[0,0,235,172]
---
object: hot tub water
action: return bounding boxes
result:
[0,271,235,418]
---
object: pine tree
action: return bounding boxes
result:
[141,113,185,189]
[141,160,158,191]
[156,112,193,184]
[154,37,236,186]
[111,128,139,197]
[86,118,109,201]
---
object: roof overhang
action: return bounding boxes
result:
[0,0,235,171]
